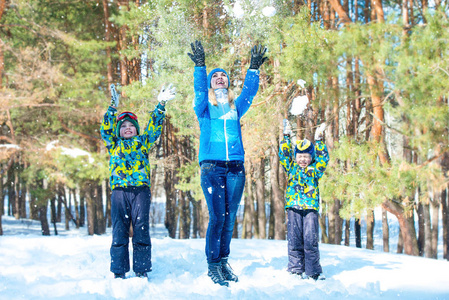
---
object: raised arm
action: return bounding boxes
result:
[101,106,117,154]
[188,41,209,118]
[235,45,268,116]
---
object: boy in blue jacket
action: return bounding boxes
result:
[279,121,329,280]
[101,84,175,279]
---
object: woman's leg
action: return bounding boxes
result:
[201,162,227,263]
[220,161,245,258]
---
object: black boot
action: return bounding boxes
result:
[221,257,238,282]
[207,262,229,287]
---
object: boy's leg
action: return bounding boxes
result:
[220,161,245,258]
[201,161,227,263]
[303,210,322,276]
[131,186,152,273]
[287,209,305,274]
[110,188,132,275]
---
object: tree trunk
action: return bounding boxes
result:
[397,226,404,253]
[431,198,439,259]
[105,181,112,228]
[417,202,425,256]
[355,218,362,248]
[423,201,432,258]
[50,196,58,236]
[270,142,286,240]
[319,204,329,244]
[39,202,50,236]
[442,188,448,260]
[102,0,114,86]
[94,183,106,234]
[382,208,389,252]
[79,188,86,227]
[255,157,266,239]
[344,219,350,246]
[85,183,96,236]
[366,209,374,250]
[383,200,419,256]
[242,161,254,239]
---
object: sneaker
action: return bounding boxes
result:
[221,257,238,282]
[310,273,326,281]
[135,272,148,278]
[208,262,229,287]
[114,273,125,279]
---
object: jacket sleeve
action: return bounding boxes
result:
[312,140,330,179]
[235,69,260,117]
[100,106,117,155]
[279,135,294,173]
[193,66,209,118]
[142,103,166,149]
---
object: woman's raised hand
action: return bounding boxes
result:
[249,45,268,70]
[188,41,206,67]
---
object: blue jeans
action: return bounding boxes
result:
[287,208,322,276]
[110,186,152,274]
[200,160,245,263]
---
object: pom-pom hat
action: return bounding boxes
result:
[295,139,315,159]
[207,68,230,89]
[116,111,140,137]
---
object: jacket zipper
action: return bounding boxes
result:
[222,103,229,161]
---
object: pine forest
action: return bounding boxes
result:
[0,0,449,261]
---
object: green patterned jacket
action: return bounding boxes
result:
[100,104,165,190]
[278,136,329,211]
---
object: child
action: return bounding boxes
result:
[278,121,329,280]
[100,84,175,279]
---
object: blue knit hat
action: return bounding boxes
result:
[207,68,230,89]
[295,139,315,160]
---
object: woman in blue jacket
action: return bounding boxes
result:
[188,41,267,287]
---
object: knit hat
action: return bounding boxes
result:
[207,68,230,89]
[116,111,140,138]
[295,139,315,160]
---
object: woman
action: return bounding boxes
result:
[188,41,267,286]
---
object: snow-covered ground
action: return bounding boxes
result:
[1,215,449,300]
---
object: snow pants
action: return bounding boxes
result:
[200,160,245,263]
[110,186,152,275]
[287,208,322,276]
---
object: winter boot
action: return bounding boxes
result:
[221,257,238,282]
[135,272,148,278]
[310,273,326,281]
[207,262,229,287]
[114,273,125,279]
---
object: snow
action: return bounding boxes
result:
[233,2,244,19]
[46,140,94,163]
[0,144,20,149]
[1,215,449,300]
[262,6,276,17]
[290,95,309,116]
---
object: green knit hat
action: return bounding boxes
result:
[116,111,140,137]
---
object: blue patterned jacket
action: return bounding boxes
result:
[279,136,329,211]
[100,104,165,190]
[193,66,260,163]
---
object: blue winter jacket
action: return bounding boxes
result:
[193,66,260,163]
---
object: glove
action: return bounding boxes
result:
[283,119,292,136]
[110,84,119,107]
[249,45,268,70]
[157,84,176,105]
[187,40,205,67]
[315,123,326,140]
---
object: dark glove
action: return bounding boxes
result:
[249,45,268,70]
[187,40,205,67]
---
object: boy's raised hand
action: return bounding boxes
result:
[110,84,120,107]
[283,119,292,136]
[158,84,176,105]
[315,123,326,141]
